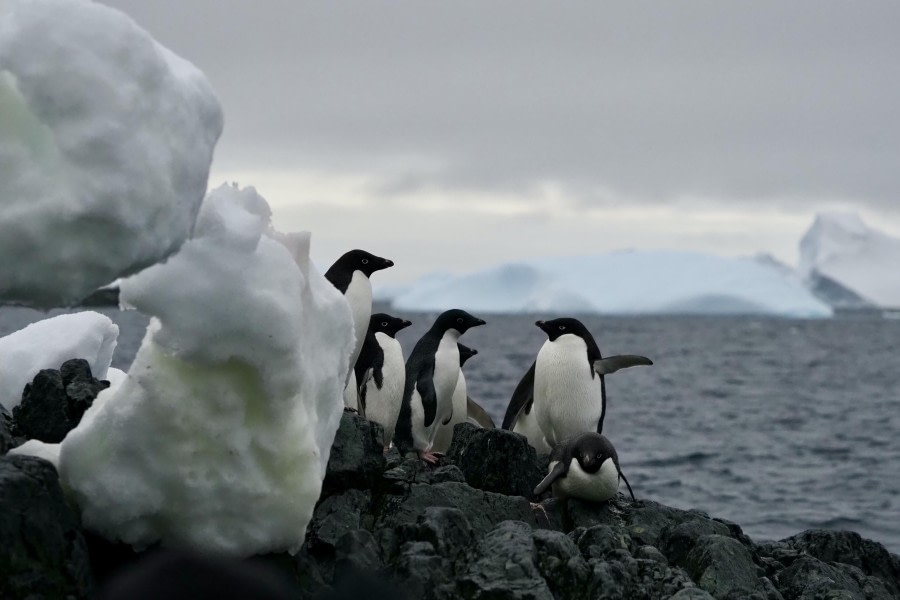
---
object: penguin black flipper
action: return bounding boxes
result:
[502,361,536,430]
[593,355,653,376]
[533,442,573,495]
[617,468,636,502]
[354,330,384,389]
[533,461,568,496]
[416,362,438,428]
[467,397,496,428]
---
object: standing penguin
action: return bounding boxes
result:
[394,309,485,463]
[533,432,635,502]
[432,343,477,453]
[354,313,411,448]
[324,249,393,410]
[507,318,652,450]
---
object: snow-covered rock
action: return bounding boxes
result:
[55,184,354,557]
[0,312,118,411]
[0,0,222,307]
[391,250,832,318]
[799,212,900,308]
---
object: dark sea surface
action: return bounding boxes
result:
[2,306,899,552]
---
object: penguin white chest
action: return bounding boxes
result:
[433,330,461,409]
[364,333,405,446]
[533,335,604,447]
[553,457,619,502]
[344,271,373,355]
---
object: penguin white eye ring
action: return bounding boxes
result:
[362,258,369,264]
[381,321,388,327]
[457,317,463,324]
[558,325,566,330]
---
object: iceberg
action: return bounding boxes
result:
[391,250,832,318]
[54,185,354,556]
[0,0,222,307]
[799,212,900,308]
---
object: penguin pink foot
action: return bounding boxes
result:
[418,450,440,464]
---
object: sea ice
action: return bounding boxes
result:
[0,311,118,411]
[57,184,354,556]
[0,0,222,307]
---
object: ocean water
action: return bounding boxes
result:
[2,306,898,553]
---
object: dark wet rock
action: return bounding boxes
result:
[446,423,544,498]
[677,534,771,599]
[781,530,900,597]
[375,481,549,533]
[773,555,865,599]
[669,589,717,599]
[307,489,371,556]
[0,455,93,599]
[323,412,386,494]
[574,524,631,560]
[457,520,555,600]
[393,541,455,600]
[0,403,17,454]
[659,518,736,565]
[532,529,591,599]
[11,360,109,443]
[587,554,698,600]
[334,529,383,575]
[12,369,70,442]
[60,358,109,424]
[396,506,474,563]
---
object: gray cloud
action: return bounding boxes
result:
[100,1,900,209]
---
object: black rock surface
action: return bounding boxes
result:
[4,411,899,600]
[11,359,109,443]
[0,455,93,599]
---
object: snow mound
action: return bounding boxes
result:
[799,212,900,308]
[0,0,223,307]
[57,184,354,557]
[391,250,832,318]
[0,311,118,410]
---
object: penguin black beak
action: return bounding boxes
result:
[401,320,412,328]
[476,318,486,326]
[535,320,546,329]
[382,259,394,269]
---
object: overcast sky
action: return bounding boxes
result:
[99,1,900,284]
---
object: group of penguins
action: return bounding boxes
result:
[326,250,653,504]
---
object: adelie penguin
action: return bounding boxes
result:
[394,309,486,463]
[354,313,411,449]
[534,432,635,503]
[431,342,477,453]
[324,249,393,412]
[503,317,652,451]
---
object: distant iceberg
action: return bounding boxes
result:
[799,212,900,308]
[390,250,833,318]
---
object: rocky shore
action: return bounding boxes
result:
[2,405,900,599]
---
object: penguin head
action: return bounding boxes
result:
[458,343,478,366]
[333,249,394,277]
[371,313,411,338]
[433,309,486,334]
[571,433,614,474]
[536,317,591,342]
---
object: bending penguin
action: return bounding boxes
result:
[432,343,477,453]
[504,317,652,451]
[324,249,393,413]
[354,313,411,449]
[394,309,485,463]
[534,432,635,502]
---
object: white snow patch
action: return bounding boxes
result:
[0,311,118,410]
[0,0,222,307]
[799,211,900,307]
[56,184,354,557]
[392,250,832,318]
